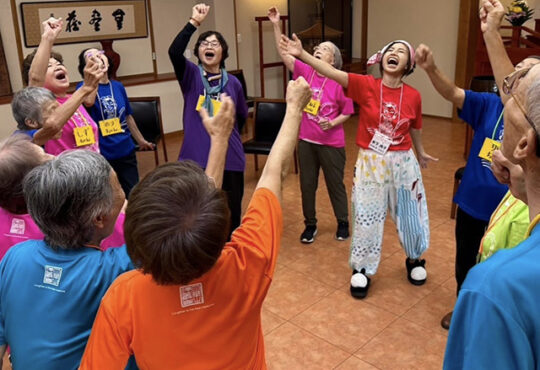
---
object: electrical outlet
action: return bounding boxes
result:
[237,33,242,43]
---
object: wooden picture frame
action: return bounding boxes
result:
[20,0,148,47]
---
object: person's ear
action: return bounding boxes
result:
[513,129,536,159]
[93,214,106,230]
[25,118,40,129]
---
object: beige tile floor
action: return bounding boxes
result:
[141,114,465,369]
[1,114,465,369]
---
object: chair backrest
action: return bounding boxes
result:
[253,99,287,142]
[228,69,249,102]
[128,96,164,144]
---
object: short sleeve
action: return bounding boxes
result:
[293,59,312,80]
[228,188,283,279]
[458,90,501,131]
[118,82,133,116]
[0,259,6,345]
[339,89,355,116]
[444,289,533,369]
[412,90,422,129]
[345,73,374,103]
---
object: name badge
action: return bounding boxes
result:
[74,126,96,147]
[99,118,123,136]
[196,95,222,115]
[303,99,321,115]
[478,138,501,162]
[368,130,392,155]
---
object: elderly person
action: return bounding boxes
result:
[415,18,539,327]
[79,78,312,369]
[0,135,125,259]
[269,6,354,243]
[0,94,236,369]
[444,1,540,368]
[76,48,154,198]
[169,3,248,234]
[22,17,102,154]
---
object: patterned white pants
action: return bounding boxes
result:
[349,148,429,276]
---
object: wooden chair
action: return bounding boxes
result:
[242,98,298,174]
[129,96,168,167]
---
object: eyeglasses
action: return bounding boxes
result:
[201,40,220,48]
[503,66,540,156]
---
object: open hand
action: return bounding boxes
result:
[279,34,303,58]
[417,151,439,169]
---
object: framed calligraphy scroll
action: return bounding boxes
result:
[20,0,148,47]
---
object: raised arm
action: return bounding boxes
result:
[168,3,210,80]
[256,77,312,201]
[268,7,295,72]
[32,58,103,146]
[280,34,349,88]
[415,44,466,109]
[200,94,235,188]
[28,17,63,87]
[480,0,515,104]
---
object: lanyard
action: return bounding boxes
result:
[96,82,117,121]
[491,109,504,140]
[527,214,540,237]
[379,80,403,125]
[70,108,90,128]
[308,70,328,100]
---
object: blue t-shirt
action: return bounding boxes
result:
[444,224,540,369]
[13,129,37,138]
[454,90,508,221]
[76,80,135,160]
[0,240,134,370]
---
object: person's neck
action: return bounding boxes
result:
[203,64,220,74]
[382,73,403,88]
[99,76,110,84]
[526,169,540,223]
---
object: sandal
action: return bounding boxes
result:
[405,258,427,286]
[350,268,371,299]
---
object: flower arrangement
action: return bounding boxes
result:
[506,0,534,26]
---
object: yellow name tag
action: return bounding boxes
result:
[74,126,96,147]
[478,138,501,162]
[303,99,321,115]
[98,118,123,136]
[196,95,222,115]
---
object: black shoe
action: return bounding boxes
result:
[300,225,317,244]
[405,258,427,286]
[335,221,349,241]
[350,268,371,299]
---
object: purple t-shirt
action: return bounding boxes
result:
[293,60,354,148]
[179,61,248,171]
[44,95,100,155]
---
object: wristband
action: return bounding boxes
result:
[190,17,201,27]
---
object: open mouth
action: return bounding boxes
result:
[204,51,215,58]
[55,70,67,81]
[387,57,399,66]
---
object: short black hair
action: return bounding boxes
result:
[193,31,229,69]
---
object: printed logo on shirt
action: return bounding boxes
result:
[43,265,63,287]
[180,283,204,308]
[367,100,411,146]
[9,218,25,235]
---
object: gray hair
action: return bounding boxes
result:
[23,150,114,249]
[527,78,540,133]
[327,41,343,70]
[12,87,56,130]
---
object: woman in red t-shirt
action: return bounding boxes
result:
[281,36,437,298]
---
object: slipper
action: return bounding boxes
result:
[350,268,371,299]
[405,258,427,286]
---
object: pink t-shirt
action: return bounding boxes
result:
[0,208,125,259]
[44,95,100,155]
[0,210,43,260]
[293,60,354,148]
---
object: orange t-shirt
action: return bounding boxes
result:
[79,188,282,370]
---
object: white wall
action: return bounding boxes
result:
[235,0,287,99]
[366,0,460,118]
